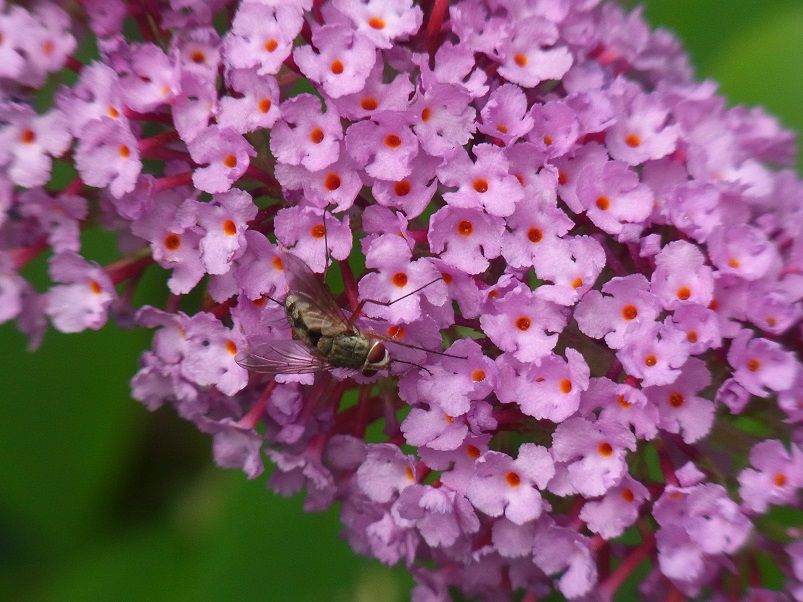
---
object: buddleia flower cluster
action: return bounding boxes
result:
[2,0,802,599]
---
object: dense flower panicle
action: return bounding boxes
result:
[2,0,802,599]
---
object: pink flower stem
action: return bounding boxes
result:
[339,258,360,312]
[153,172,193,192]
[65,55,84,73]
[10,239,48,270]
[354,385,373,437]
[414,461,431,483]
[140,147,192,162]
[65,176,84,196]
[664,585,686,602]
[129,4,158,43]
[244,165,280,191]
[124,109,174,124]
[654,439,679,486]
[138,130,180,154]
[407,229,428,245]
[426,0,449,55]
[105,254,154,285]
[597,534,655,600]
[235,381,277,430]
[605,358,623,381]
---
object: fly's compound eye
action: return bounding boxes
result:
[366,342,387,365]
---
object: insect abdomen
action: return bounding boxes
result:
[321,334,371,369]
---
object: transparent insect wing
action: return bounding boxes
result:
[235,337,331,374]
[282,252,350,332]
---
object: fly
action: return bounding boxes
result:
[235,251,457,377]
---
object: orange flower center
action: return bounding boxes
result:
[496,123,508,134]
[621,304,638,320]
[225,340,238,356]
[164,233,181,250]
[527,227,543,243]
[513,53,527,67]
[222,219,237,236]
[361,97,378,111]
[686,330,698,343]
[223,154,237,168]
[625,133,641,147]
[263,38,278,52]
[728,257,740,269]
[310,224,326,238]
[668,392,684,407]
[456,220,473,236]
[505,471,521,487]
[190,49,205,63]
[559,379,572,394]
[384,133,402,148]
[473,178,489,193]
[330,59,344,74]
[558,171,568,185]
[118,144,131,158]
[272,256,284,270]
[773,472,787,487]
[595,196,610,210]
[258,97,272,113]
[405,466,414,481]
[19,128,36,144]
[368,16,386,29]
[515,316,531,331]
[676,286,691,301]
[571,277,583,289]
[747,358,761,372]
[394,180,411,196]
[471,369,486,382]
[466,445,480,459]
[309,128,324,144]
[597,442,614,457]
[543,134,554,146]
[621,488,635,502]
[89,280,103,295]
[644,354,657,367]
[392,272,408,287]
[324,172,341,191]
[387,325,405,338]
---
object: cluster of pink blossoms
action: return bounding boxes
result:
[2,0,803,599]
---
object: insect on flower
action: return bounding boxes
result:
[235,251,460,377]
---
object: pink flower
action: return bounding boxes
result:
[466,444,554,524]
[188,126,255,194]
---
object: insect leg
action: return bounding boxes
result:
[346,277,444,326]
[391,358,433,376]
[322,205,331,279]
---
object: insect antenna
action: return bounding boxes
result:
[347,276,444,326]
[366,330,468,360]
[264,293,284,307]
[392,358,433,376]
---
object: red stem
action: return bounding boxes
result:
[105,254,154,284]
[10,240,48,269]
[339,258,360,311]
[597,534,655,600]
[153,172,193,192]
[235,381,277,430]
[138,130,180,154]
[426,0,449,55]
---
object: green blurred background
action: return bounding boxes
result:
[1,1,801,600]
